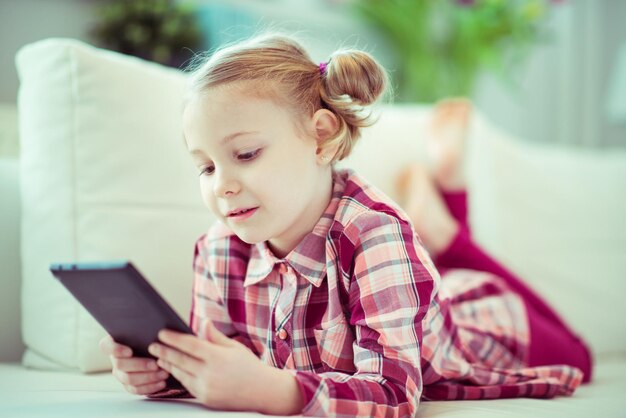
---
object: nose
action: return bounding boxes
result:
[212,168,241,198]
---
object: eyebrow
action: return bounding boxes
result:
[189,130,260,156]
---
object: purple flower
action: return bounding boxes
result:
[456,0,475,6]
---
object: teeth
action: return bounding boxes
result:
[234,208,250,216]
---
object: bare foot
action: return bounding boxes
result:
[427,97,473,191]
[395,164,459,256]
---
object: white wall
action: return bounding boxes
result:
[0,0,100,103]
[192,0,398,79]
[474,0,626,148]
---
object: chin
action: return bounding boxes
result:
[231,229,268,245]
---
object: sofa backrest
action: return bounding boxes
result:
[0,158,25,362]
[14,38,626,373]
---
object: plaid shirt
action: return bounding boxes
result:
[190,168,583,417]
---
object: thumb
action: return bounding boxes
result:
[203,320,237,347]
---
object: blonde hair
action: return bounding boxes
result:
[182,32,391,162]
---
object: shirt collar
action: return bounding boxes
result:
[244,169,347,288]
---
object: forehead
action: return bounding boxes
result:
[184,89,274,128]
[182,84,312,153]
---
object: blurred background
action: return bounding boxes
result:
[0,0,624,159]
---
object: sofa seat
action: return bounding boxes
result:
[1,354,625,417]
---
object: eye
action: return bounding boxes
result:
[198,165,215,177]
[237,148,262,161]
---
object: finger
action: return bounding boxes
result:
[149,342,202,376]
[202,320,236,347]
[99,335,115,355]
[99,335,113,354]
[157,359,193,394]
[114,369,169,387]
[100,337,133,358]
[125,380,167,396]
[112,357,159,373]
[157,330,211,360]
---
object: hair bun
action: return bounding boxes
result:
[323,50,389,106]
[317,49,390,161]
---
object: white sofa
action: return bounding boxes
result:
[1,38,625,417]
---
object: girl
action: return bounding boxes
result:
[100,33,592,417]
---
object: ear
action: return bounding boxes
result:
[311,108,340,164]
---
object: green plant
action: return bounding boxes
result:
[353,0,562,103]
[90,0,204,68]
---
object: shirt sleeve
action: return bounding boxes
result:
[292,211,440,418]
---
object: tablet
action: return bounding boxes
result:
[50,260,193,392]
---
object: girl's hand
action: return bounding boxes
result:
[148,321,295,413]
[99,335,170,395]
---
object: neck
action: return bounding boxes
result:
[268,168,334,259]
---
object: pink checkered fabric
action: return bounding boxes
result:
[189,169,583,417]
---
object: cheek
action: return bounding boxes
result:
[199,179,217,213]
[262,176,307,211]
[265,164,316,206]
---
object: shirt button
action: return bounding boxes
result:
[278,264,288,275]
[277,329,288,340]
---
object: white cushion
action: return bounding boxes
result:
[15,38,212,372]
[464,117,626,356]
[338,104,432,204]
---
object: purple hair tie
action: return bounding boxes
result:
[319,61,328,75]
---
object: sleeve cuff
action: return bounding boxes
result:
[290,369,327,416]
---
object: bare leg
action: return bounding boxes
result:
[395,97,471,256]
[426,97,472,192]
[396,165,458,256]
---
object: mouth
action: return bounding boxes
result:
[226,207,259,221]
